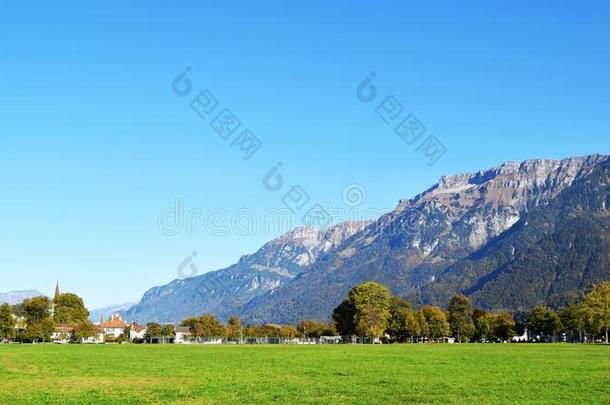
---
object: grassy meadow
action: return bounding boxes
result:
[0,343,608,404]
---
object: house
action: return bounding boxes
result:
[319,336,342,344]
[98,313,128,338]
[129,323,147,340]
[175,326,193,344]
[512,329,529,342]
[52,325,74,344]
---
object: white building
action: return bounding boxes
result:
[51,325,74,344]
[130,324,147,340]
[174,326,193,344]
[98,313,128,338]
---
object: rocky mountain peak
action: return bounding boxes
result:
[240,220,372,269]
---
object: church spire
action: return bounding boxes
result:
[54,281,61,301]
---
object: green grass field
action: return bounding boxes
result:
[0,344,608,404]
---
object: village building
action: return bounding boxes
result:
[130,324,147,340]
[51,325,74,344]
[175,326,193,344]
[98,313,128,338]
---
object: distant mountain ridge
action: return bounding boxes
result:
[0,290,45,305]
[124,154,610,324]
[124,221,371,323]
[89,302,138,323]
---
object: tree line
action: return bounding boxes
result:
[330,281,610,343]
[142,316,338,343]
[0,294,96,343]
[1,281,609,344]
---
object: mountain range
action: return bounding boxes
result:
[113,154,610,324]
[0,290,44,305]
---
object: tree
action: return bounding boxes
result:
[421,306,450,340]
[415,309,429,341]
[386,297,413,343]
[332,299,356,336]
[447,294,475,342]
[53,293,89,325]
[198,314,225,338]
[581,282,610,343]
[144,322,163,343]
[161,325,175,343]
[73,320,96,342]
[280,325,298,339]
[297,320,336,338]
[527,305,562,341]
[180,317,200,331]
[226,316,242,341]
[0,303,16,341]
[23,296,54,342]
[475,313,497,341]
[494,312,516,341]
[123,325,132,341]
[405,310,421,342]
[560,302,585,342]
[348,282,391,339]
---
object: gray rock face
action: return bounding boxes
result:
[124,221,371,323]
[239,155,608,323]
[125,154,609,325]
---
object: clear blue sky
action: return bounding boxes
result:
[1,1,609,308]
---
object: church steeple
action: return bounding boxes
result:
[54,281,61,301]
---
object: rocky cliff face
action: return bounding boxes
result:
[124,221,370,323]
[239,155,609,323]
[125,154,609,325]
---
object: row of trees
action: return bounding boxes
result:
[330,282,511,342]
[2,281,609,344]
[171,315,337,342]
[331,281,610,343]
[527,282,610,343]
[0,294,96,343]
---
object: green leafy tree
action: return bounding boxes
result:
[386,297,413,343]
[53,293,89,325]
[180,317,200,331]
[73,320,96,342]
[0,303,16,341]
[581,282,610,343]
[527,305,563,341]
[332,299,356,336]
[494,312,516,341]
[348,282,391,339]
[560,302,585,342]
[475,313,497,341]
[405,310,421,342]
[123,325,132,342]
[160,324,175,343]
[415,309,429,341]
[447,294,475,342]
[226,316,242,340]
[144,322,163,343]
[421,306,450,340]
[23,296,54,342]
